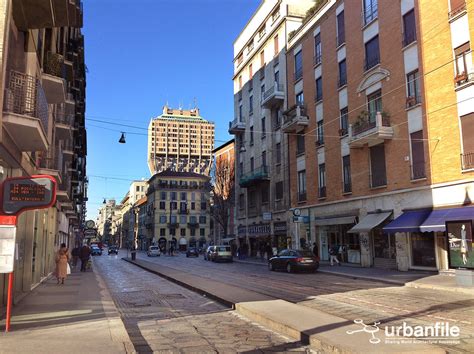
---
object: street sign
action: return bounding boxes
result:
[85,220,95,229]
[84,229,97,238]
[293,216,310,223]
[262,212,272,221]
[1,175,56,215]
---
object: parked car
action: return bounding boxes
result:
[147,246,161,257]
[108,246,119,255]
[186,247,199,257]
[210,245,233,263]
[204,246,214,261]
[268,249,319,273]
[91,245,102,256]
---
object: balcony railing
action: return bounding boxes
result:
[44,52,65,78]
[337,32,345,47]
[411,162,426,180]
[338,75,347,88]
[282,104,309,133]
[297,191,306,202]
[370,173,387,188]
[406,95,421,108]
[294,67,303,81]
[314,53,322,66]
[352,112,390,136]
[461,152,474,170]
[343,182,352,194]
[362,1,378,26]
[239,165,269,187]
[55,110,74,125]
[4,70,49,131]
[402,30,417,47]
[364,55,380,71]
[449,1,467,18]
[454,71,474,86]
[349,112,393,147]
[229,117,245,134]
[318,186,326,198]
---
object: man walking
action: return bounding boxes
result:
[79,244,91,272]
[329,245,340,266]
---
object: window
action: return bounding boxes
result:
[337,10,345,46]
[191,202,195,210]
[250,126,254,145]
[239,193,245,209]
[365,35,380,70]
[170,228,176,236]
[406,70,420,107]
[238,105,243,120]
[314,33,321,65]
[370,143,387,187]
[317,121,324,146]
[250,157,254,172]
[449,0,467,17]
[237,54,243,66]
[262,150,266,167]
[274,71,280,85]
[239,162,243,177]
[180,192,187,201]
[249,63,253,79]
[454,42,471,85]
[180,215,187,224]
[249,95,253,114]
[170,215,177,224]
[161,191,166,200]
[260,50,265,66]
[342,155,351,193]
[403,9,416,46]
[261,117,266,138]
[340,107,349,136]
[180,228,186,237]
[296,133,305,155]
[159,201,166,209]
[136,186,139,192]
[190,228,196,237]
[274,34,279,55]
[410,130,426,179]
[171,192,177,200]
[338,60,347,87]
[460,113,474,169]
[272,108,281,129]
[298,170,306,201]
[199,216,206,224]
[200,228,205,237]
[276,143,281,164]
[261,84,265,99]
[248,190,256,207]
[296,92,304,105]
[160,215,167,224]
[318,163,326,198]
[363,0,378,25]
[160,228,166,237]
[200,201,207,210]
[170,201,177,210]
[315,77,323,101]
[238,75,242,89]
[275,181,283,200]
[261,185,269,204]
[367,89,382,123]
[294,50,303,81]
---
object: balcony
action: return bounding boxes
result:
[261,84,285,108]
[42,52,66,103]
[411,161,426,180]
[318,186,326,198]
[449,1,467,19]
[461,152,474,170]
[370,173,387,189]
[55,110,74,140]
[239,165,269,188]
[167,222,179,228]
[229,118,245,134]
[188,221,199,228]
[37,155,62,185]
[297,191,306,202]
[349,112,393,147]
[12,0,83,30]
[3,70,49,151]
[454,71,474,87]
[282,104,309,133]
[406,95,422,109]
[63,141,75,156]
[57,175,71,202]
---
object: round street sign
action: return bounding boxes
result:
[85,220,95,229]
[292,208,301,217]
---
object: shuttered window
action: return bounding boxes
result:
[410,131,426,179]
[370,144,387,187]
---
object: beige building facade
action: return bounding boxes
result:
[147,106,215,176]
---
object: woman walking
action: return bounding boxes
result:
[56,243,70,284]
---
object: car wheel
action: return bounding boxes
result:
[286,263,292,273]
[268,262,274,271]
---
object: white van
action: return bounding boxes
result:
[147,246,161,257]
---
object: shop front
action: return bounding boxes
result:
[273,222,288,251]
[238,223,271,258]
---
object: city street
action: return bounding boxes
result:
[93,253,313,353]
[129,251,474,352]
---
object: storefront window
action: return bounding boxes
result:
[373,230,395,259]
[322,223,359,264]
[411,232,436,267]
[447,221,474,269]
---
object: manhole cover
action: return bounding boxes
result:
[114,290,163,308]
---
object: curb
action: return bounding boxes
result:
[122,258,235,308]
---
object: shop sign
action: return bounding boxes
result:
[248,223,270,236]
[274,222,287,236]
[293,216,310,223]
[238,225,246,236]
[84,229,97,239]
[262,212,272,221]
[446,220,474,269]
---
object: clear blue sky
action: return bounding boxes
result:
[84,0,260,220]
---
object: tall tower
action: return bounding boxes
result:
[147,105,215,175]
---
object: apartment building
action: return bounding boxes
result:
[147,106,215,176]
[211,139,235,244]
[230,0,315,257]
[146,171,211,252]
[96,199,122,244]
[0,0,87,305]
[284,0,474,271]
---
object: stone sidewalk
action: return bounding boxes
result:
[0,263,134,354]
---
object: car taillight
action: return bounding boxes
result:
[295,257,304,262]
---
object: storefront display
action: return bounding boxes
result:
[446,221,474,269]
[410,232,436,267]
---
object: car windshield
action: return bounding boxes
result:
[298,251,314,257]
[217,246,230,252]
[150,247,159,250]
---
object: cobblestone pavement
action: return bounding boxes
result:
[94,255,313,353]
[134,252,474,352]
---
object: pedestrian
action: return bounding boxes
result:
[237,246,241,260]
[170,245,174,256]
[71,246,80,267]
[55,243,70,285]
[259,243,265,261]
[79,244,91,272]
[312,243,319,260]
[266,243,273,260]
[329,245,341,266]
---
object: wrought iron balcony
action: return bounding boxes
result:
[282,104,309,133]
[3,70,49,151]
[239,165,269,188]
[37,154,62,185]
[261,83,284,108]
[349,111,393,147]
[229,117,245,134]
[187,221,199,228]
[449,1,466,19]
[461,152,474,170]
[42,52,66,103]
[411,162,426,180]
[55,110,74,140]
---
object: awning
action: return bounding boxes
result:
[383,206,474,233]
[348,212,392,233]
[221,237,236,242]
[383,209,432,233]
[420,206,474,232]
[314,215,356,226]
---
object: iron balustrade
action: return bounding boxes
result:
[364,54,380,71]
[298,191,307,202]
[3,70,49,132]
[411,162,426,180]
[343,182,352,194]
[318,186,327,198]
[294,67,303,81]
[314,53,322,66]
[449,1,466,18]
[263,84,284,101]
[402,30,417,47]
[370,174,387,188]
[352,113,390,136]
[461,152,474,170]
[55,110,74,125]
[44,52,66,78]
[406,95,421,108]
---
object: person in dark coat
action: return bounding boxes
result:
[312,243,319,260]
[79,244,91,272]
